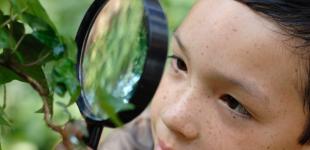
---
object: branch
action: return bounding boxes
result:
[0,62,74,150]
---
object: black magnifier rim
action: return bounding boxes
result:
[76,0,168,127]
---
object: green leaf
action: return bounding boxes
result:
[0,29,10,49]
[54,82,66,97]
[0,26,16,49]
[32,31,64,58]
[11,0,55,30]
[56,102,72,120]
[11,21,25,41]
[97,89,123,127]
[44,58,80,105]
[21,13,53,32]
[60,36,77,62]
[21,65,49,91]
[17,13,64,59]
[67,85,80,106]
[0,65,23,85]
[14,34,50,65]
[0,13,9,25]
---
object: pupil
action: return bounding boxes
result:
[177,59,187,71]
[221,95,238,109]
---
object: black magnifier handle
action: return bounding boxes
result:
[84,123,103,150]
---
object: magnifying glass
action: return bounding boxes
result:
[75,0,168,149]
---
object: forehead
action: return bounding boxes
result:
[176,0,304,107]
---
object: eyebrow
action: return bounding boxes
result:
[222,73,270,103]
[173,32,269,103]
[173,33,190,57]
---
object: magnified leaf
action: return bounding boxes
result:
[96,89,123,127]
[0,108,11,127]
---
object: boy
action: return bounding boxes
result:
[100,0,310,149]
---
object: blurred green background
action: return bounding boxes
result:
[0,0,195,149]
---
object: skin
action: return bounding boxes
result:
[150,0,310,149]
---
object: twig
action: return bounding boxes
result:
[13,34,26,53]
[22,51,51,67]
[2,85,6,109]
[0,7,28,28]
[0,62,74,150]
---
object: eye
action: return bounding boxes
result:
[220,94,252,119]
[168,55,187,72]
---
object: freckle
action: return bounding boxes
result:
[254,43,258,48]
[232,28,238,32]
[250,129,254,133]
[200,52,205,56]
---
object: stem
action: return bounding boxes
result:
[2,85,6,109]
[13,34,26,53]
[0,62,74,150]
[0,7,28,28]
[22,51,51,67]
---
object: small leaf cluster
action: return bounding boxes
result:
[0,0,80,126]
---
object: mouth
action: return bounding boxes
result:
[155,138,174,150]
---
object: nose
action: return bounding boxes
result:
[161,94,200,140]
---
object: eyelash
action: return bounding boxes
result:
[220,94,252,119]
[168,55,188,72]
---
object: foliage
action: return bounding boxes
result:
[0,0,80,110]
[0,0,83,149]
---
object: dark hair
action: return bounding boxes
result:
[238,0,310,145]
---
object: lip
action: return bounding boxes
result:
[157,138,173,150]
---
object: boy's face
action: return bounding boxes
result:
[151,0,310,149]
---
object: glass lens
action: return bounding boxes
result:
[81,0,147,120]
